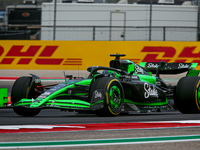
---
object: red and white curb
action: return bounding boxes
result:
[1,120,200,133]
[0,77,64,81]
[0,125,85,130]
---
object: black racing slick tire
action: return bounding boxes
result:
[11,76,41,117]
[90,77,124,117]
[174,76,200,114]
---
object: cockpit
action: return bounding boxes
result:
[109,54,150,76]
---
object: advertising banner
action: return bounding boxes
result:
[1,41,200,70]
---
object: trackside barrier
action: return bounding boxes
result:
[1,41,200,70]
[0,88,8,107]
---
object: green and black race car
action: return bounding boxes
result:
[10,54,200,117]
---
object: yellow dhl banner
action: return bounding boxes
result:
[1,40,200,70]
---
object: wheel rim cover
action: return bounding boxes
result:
[197,86,200,105]
[109,85,121,109]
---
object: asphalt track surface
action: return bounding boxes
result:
[1,70,200,150]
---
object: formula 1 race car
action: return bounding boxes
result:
[10,54,200,117]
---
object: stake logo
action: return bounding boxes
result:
[144,82,158,98]
[0,45,82,66]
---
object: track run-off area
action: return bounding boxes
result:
[1,134,200,149]
[1,112,200,150]
[1,71,200,150]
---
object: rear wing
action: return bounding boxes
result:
[139,62,200,76]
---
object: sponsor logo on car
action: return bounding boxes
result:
[94,90,102,99]
[144,83,158,98]
[135,64,144,74]
[146,63,159,68]
[41,92,51,96]
[178,63,190,69]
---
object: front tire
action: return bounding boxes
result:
[175,76,200,114]
[90,77,124,116]
[11,76,41,117]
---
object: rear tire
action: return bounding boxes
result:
[11,76,41,117]
[90,77,124,116]
[175,76,200,114]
